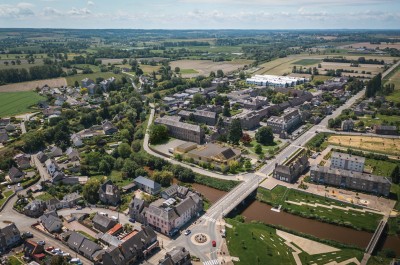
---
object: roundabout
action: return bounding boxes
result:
[191,233,210,246]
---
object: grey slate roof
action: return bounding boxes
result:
[134,176,161,190]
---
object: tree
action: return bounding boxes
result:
[118,143,132,159]
[149,124,168,144]
[74,80,80,87]
[174,67,180,73]
[244,160,252,171]
[239,71,246,80]
[50,255,68,265]
[228,119,243,145]
[241,133,252,145]
[223,101,231,117]
[83,178,101,204]
[217,69,224,78]
[193,93,206,106]
[391,165,399,184]
[255,144,263,154]
[99,160,112,175]
[255,126,274,145]
[152,171,173,187]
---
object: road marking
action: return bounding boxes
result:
[201,215,216,223]
[203,259,219,265]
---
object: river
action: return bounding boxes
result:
[191,182,400,255]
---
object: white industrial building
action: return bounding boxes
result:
[246,75,307,87]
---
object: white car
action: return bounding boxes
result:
[7,185,11,189]
[17,183,21,187]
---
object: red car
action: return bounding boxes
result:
[46,246,54,251]
[212,240,216,247]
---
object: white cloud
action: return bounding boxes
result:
[0,2,35,18]
[67,7,92,16]
[87,1,95,6]
[43,7,62,17]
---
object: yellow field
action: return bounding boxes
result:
[0,78,67,92]
[327,135,400,156]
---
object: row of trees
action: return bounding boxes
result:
[0,65,63,84]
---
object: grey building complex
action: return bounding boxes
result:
[267,108,302,133]
[273,153,309,183]
[178,110,217,126]
[330,152,365,172]
[155,117,204,144]
[310,165,391,196]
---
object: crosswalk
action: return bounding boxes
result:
[201,215,217,223]
[203,259,219,265]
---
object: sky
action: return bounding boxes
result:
[0,0,399,29]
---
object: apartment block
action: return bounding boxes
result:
[330,152,365,172]
[155,116,204,144]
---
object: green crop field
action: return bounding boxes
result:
[0,91,45,118]
[292,59,321,66]
[180,69,198,74]
[384,65,400,103]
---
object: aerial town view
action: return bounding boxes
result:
[0,1,400,265]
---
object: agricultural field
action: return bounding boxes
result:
[292,59,322,66]
[327,135,400,156]
[340,42,400,50]
[0,91,45,117]
[0,78,67,92]
[170,59,253,77]
[384,65,400,103]
[0,60,44,70]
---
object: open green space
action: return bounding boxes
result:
[388,184,400,235]
[65,72,124,86]
[292,59,322,66]
[179,69,198,74]
[257,187,381,232]
[226,219,296,265]
[226,218,366,265]
[384,64,400,103]
[364,158,397,177]
[194,175,239,192]
[246,139,281,156]
[358,114,400,127]
[7,256,22,265]
[0,91,45,118]
[0,190,14,208]
[35,192,55,201]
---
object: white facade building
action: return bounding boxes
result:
[246,75,307,87]
[330,152,365,172]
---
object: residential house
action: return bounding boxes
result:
[8,166,25,183]
[374,125,398,135]
[161,184,179,199]
[310,165,391,196]
[66,231,103,261]
[81,78,95,88]
[273,153,309,183]
[14,154,31,169]
[71,133,83,147]
[61,192,82,208]
[36,152,48,163]
[159,246,191,265]
[23,200,46,217]
[102,226,158,265]
[65,147,80,161]
[154,116,204,144]
[0,223,21,252]
[99,77,116,92]
[102,120,118,135]
[98,180,121,206]
[45,159,58,176]
[24,240,45,263]
[49,146,63,158]
[341,119,354,132]
[134,176,161,195]
[0,130,9,144]
[330,152,365,172]
[128,198,149,223]
[121,182,136,193]
[92,214,118,233]
[45,198,63,211]
[40,211,62,233]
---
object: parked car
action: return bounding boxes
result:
[17,183,20,187]
[129,218,135,223]
[212,240,216,247]
[22,232,33,238]
[7,185,11,189]
[184,230,191,236]
[46,246,54,251]
[37,240,45,246]
[76,206,82,210]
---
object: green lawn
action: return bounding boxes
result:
[388,184,400,235]
[364,158,397,177]
[246,139,281,156]
[65,72,124,86]
[292,59,321,66]
[312,75,331,84]
[73,64,101,72]
[7,256,22,265]
[226,219,297,265]
[358,114,400,127]
[384,64,400,103]
[35,192,55,201]
[0,91,45,118]
[180,69,198,74]
[299,248,364,265]
[257,186,288,206]
[0,190,14,207]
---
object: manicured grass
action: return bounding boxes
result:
[364,158,397,177]
[35,192,55,201]
[65,72,124,86]
[77,230,96,242]
[246,139,281,156]
[7,256,22,265]
[257,186,288,206]
[0,91,45,118]
[109,170,133,188]
[358,114,400,127]
[0,190,14,207]
[225,219,297,265]
[292,59,322,66]
[299,248,364,265]
[179,69,198,74]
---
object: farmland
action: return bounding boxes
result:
[384,65,400,103]
[170,59,253,77]
[327,135,400,156]
[0,91,45,117]
[340,42,400,50]
[292,59,321,66]
[0,78,67,92]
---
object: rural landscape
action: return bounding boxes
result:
[0,1,400,265]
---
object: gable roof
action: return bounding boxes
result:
[92,214,116,229]
[134,176,161,190]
